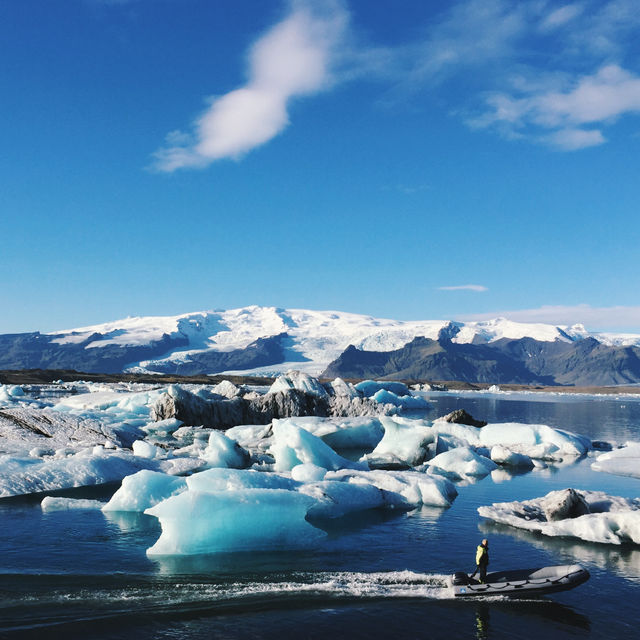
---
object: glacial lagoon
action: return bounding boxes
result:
[1,389,640,639]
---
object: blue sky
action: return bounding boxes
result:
[2,0,640,334]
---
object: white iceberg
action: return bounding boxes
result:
[269,420,367,472]
[371,389,430,409]
[102,469,188,512]
[145,489,325,555]
[201,431,250,469]
[0,449,159,498]
[426,447,498,480]
[364,417,433,467]
[592,442,640,479]
[431,420,590,460]
[490,445,534,469]
[132,439,163,459]
[478,489,640,545]
[328,469,458,508]
[268,371,329,398]
[301,480,388,518]
[41,496,105,511]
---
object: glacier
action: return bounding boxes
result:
[34,305,640,377]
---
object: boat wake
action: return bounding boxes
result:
[1,571,454,634]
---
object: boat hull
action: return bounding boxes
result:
[451,564,590,597]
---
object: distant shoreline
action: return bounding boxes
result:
[1,368,639,396]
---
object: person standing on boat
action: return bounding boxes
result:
[470,539,489,582]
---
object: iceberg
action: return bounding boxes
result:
[426,447,498,480]
[431,420,591,460]
[269,416,383,451]
[145,489,325,555]
[490,445,534,469]
[364,417,433,467]
[0,449,159,498]
[201,431,250,469]
[41,496,105,511]
[268,371,329,398]
[371,389,430,409]
[478,489,640,545]
[103,469,188,512]
[328,469,458,508]
[355,381,411,397]
[301,480,388,518]
[592,442,640,479]
[269,420,367,472]
[132,439,163,459]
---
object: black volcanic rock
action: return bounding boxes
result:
[442,409,487,427]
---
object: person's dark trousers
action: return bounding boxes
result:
[471,564,487,582]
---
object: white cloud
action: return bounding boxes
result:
[153,1,347,171]
[438,285,488,292]
[456,304,640,332]
[540,3,584,31]
[545,127,605,150]
[473,64,640,149]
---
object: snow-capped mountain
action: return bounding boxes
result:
[1,306,639,384]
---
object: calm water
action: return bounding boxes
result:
[1,392,640,639]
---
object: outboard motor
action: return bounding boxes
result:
[452,572,471,586]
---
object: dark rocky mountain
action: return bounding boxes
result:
[0,331,189,374]
[0,331,288,375]
[322,335,640,386]
[143,333,289,375]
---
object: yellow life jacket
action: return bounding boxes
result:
[476,544,488,565]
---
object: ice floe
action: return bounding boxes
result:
[478,489,640,545]
[41,496,105,511]
[426,446,498,480]
[0,449,159,498]
[592,442,640,479]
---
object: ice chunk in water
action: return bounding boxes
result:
[201,431,250,469]
[145,489,325,555]
[41,497,104,511]
[132,440,163,459]
[365,417,433,467]
[490,445,534,469]
[269,420,367,472]
[103,469,188,512]
[592,441,640,479]
[427,447,498,479]
[268,371,328,398]
[478,489,640,545]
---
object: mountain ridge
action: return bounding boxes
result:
[1,306,639,384]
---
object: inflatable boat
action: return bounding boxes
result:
[451,564,589,597]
